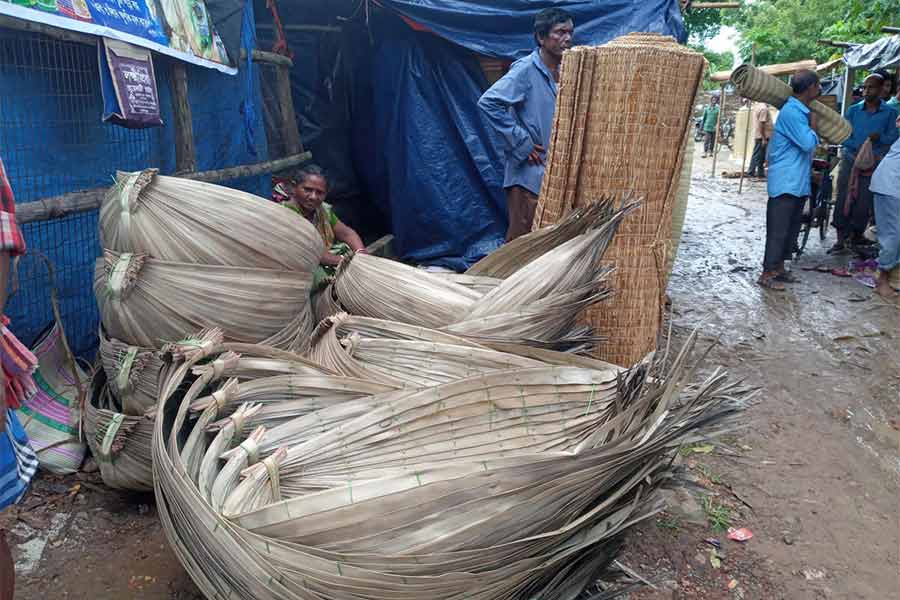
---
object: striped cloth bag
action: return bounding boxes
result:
[16,323,87,474]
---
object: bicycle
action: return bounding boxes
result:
[796,147,839,256]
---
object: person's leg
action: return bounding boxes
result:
[0,530,12,600]
[832,158,852,248]
[703,132,711,155]
[505,186,538,242]
[746,138,763,175]
[782,194,805,270]
[872,192,900,297]
[850,174,874,242]
[757,141,768,177]
[761,195,790,289]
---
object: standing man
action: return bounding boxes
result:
[745,101,772,178]
[831,73,899,253]
[478,8,574,240]
[869,113,900,298]
[701,95,720,158]
[759,70,821,291]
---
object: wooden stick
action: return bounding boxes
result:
[738,44,756,194]
[170,63,197,174]
[711,84,725,177]
[882,26,900,34]
[180,152,311,183]
[709,59,816,82]
[690,2,741,8]
[240,48,294,68]
[16,153,312,224]
[276,64,303,155]
[816,39,855,48]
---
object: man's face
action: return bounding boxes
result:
[863,77,883,103]
[539,20,574,58]
[294,175,327,213]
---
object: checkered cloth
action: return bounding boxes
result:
[0,157,25,257]
[0,156,35,410]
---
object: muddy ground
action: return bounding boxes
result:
[5,143,899,599]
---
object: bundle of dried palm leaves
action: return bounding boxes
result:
[153,331,750,600]
[99,328,161,415]
[330,203,634,353]
[100,169,323,271]
[84,368,154,491]
[94,250,313,350]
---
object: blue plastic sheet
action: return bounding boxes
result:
[381,0,687,59]
[367,28,508,270]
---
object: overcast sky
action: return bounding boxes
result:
[706,25,741,64]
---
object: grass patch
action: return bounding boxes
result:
[695,463,723,485]
[656,515,682,534]
[702,496,734,533]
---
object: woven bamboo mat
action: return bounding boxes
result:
[533,34,706,367]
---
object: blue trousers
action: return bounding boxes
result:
[873,192,900,271]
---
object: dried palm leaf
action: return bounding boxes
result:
[332,253,481,328]
[100,169,323,271]
[94,250,312,349]
[466,199,619,278]
[308,313,545,388]
[84,369,154,490]
[98,328,161,415]
[312,280,343,323]
[428,273,503,295]
[153,332,750,600]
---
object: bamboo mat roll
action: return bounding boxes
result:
[533,34,706,367]
[730,64,851,144]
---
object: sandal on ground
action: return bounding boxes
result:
[830,267,851,277]
[775,271,800,283]
[757,276,786,291]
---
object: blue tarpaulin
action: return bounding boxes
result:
[258,0,686,270]
[382,0,687,59]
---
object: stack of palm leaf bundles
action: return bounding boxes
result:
[327,200,636,354]
[533,34,707,368]
[153,330,751,600]
[88,170,323,490]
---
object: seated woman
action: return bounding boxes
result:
[285,165,366,284]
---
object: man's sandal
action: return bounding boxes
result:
[757,276,786,291]
[775,272,800,283]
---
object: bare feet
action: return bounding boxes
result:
[875,280,898,298]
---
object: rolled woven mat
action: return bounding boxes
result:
[533,34,706,367]
[669,127,694,276]
[84,368,154,491]
[93,250,313,349]
[730,64,851,144]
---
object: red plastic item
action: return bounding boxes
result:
[727,527,753,542]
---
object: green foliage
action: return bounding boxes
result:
[701,495,734,533]
[656,515,682,534]
[730,0,900,65]
[684,7,726,43]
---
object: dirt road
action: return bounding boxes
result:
[6,144,899,599]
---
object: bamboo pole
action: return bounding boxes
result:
[841,66,855,118]
[710,84,725,177]
[170,63,197,174]
[883,26,900,34]
[709,59,816,82]
[240,48,294,68]
[276,64,303,155]
[16,152,312,224]
[738,45,756,194]
[690,2,741,8]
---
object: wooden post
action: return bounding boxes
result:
[276,63,303,155]
[738,44,756,194]
[710,84,725,177]
[841,66,854,118]
[170,63,197,174]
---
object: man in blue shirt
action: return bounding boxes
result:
[478,8,574,240]
[832,73,899,252]
[759,70,821,291]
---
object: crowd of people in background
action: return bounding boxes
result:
[759,68,900,297]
